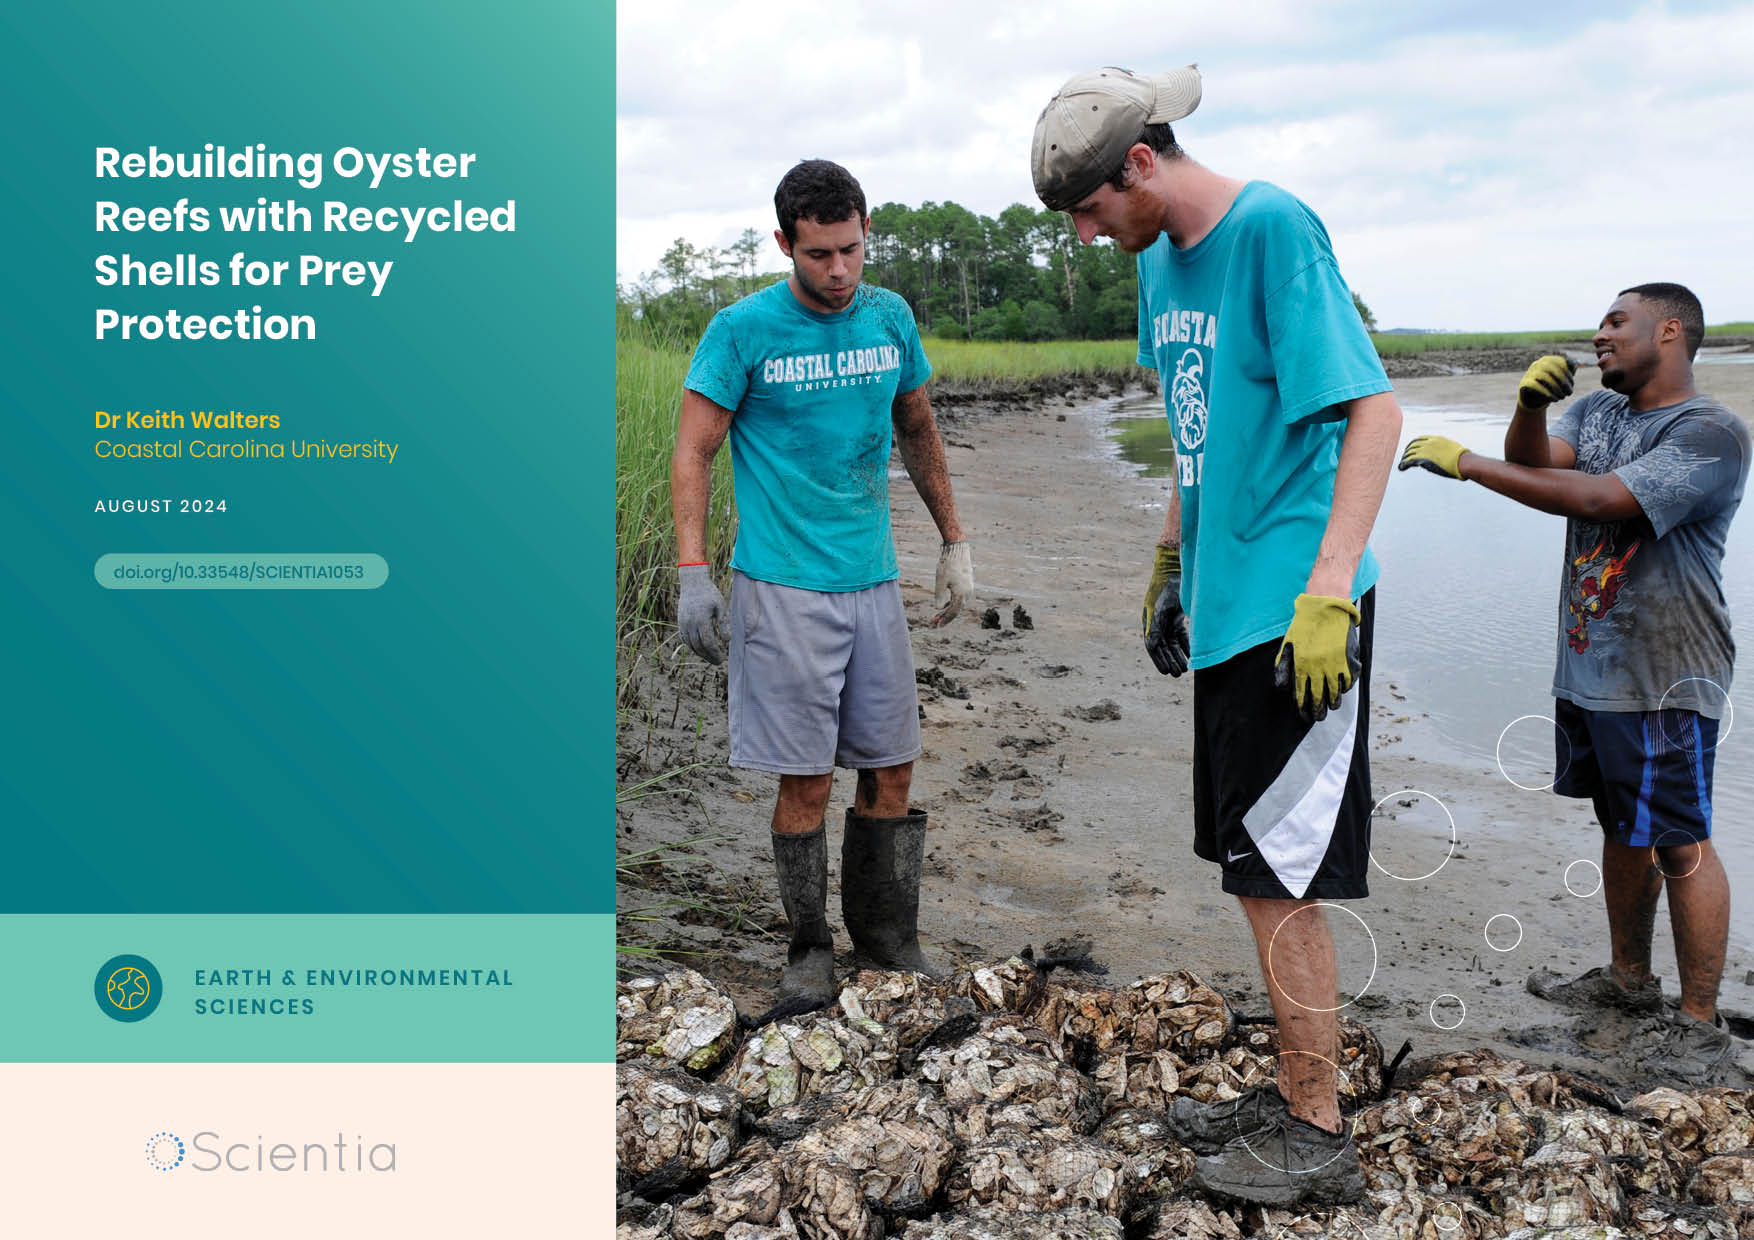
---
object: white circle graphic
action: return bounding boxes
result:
[1266,902,1379,1013]
[1657,678,1733,751]
[1484,914,1524,952]
[1429,994,1466,1031]
[1496,714,1570,791]
[1564,859,1603,898]
[1368,789,1456,882]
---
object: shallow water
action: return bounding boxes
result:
[1106,354,1754,897]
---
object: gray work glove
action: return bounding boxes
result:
[932,540,974,627]
[677,564,727,665]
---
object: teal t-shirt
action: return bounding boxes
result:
[1135,181,1389,668]
[684,281,932,592]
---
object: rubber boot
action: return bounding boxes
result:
[841,807,941,976]
[771,825,836,1005]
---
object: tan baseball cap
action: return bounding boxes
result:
[1031,65,1202,211]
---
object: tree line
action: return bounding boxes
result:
[620,200,1138,342]
[620,199,1375,341]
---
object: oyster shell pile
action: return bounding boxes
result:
[945,1127,1130,1215]
[618,1062,744,1179]
[1032,971,1230,1060]
[619,969,742,1075]
[914,1017,1099,1143]
[838,972,961,1048]
[946,957,1041,1015]
[616,966,1754,1239]
[897,1204,1124,1239]
[726,1012,900,1111]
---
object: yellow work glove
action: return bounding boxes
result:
[1517,354,1576,411]
[1398,434,1468,480]
[1274,594,1361,724]
[1141,544,1189,676]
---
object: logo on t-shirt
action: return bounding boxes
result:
[1171,347,1208,452]
[760,345,901,392]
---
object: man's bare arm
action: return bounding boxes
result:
[1459,452,1641,522]
[892,383,965,543]
[1305,391,1403,598]
[671,389,735,562]
[1503,410,1578,469]
[1157,478,1182,548]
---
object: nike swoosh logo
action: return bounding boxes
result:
[1227,849,1253,863]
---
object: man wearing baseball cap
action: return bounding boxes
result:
[1034,66,1403,1206]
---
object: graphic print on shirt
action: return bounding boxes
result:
[1152,308,1216,487]
[1172,348,1208,450]
[1566,534,1641,652]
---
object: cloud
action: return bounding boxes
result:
[617,2,1754,327]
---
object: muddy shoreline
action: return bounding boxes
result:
[616,349,1754,1096]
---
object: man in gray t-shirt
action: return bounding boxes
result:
[1400,282,1750,1085]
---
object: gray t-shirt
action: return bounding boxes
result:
[1548,389,1750,716]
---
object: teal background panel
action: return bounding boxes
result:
[0,3,613,912]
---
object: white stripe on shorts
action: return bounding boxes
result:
[1240,688,1359,899]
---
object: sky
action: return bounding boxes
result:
[618,1,1754,332]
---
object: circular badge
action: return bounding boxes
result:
[95,954,163,1023]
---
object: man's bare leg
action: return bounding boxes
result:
[854,761,913,817]
[1240,896,1341,1133]
[1660,837,1730,1024]
[773,772,835,834]
[1600,798,1664,989]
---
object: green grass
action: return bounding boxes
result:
[922,337,1142,381]
[1368,322,1754,357]
[1366,329,1591,356]
[616,321,736,644]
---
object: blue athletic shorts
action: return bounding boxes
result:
[1553,699,1717,846]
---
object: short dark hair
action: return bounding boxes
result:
[774,160,867,241]
[1106,123,1184,193]
[1620,282,1705,359]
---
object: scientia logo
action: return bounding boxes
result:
[141,1131,398,1173]
[95,954,163,1022]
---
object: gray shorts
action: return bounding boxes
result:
[728,571,922,775]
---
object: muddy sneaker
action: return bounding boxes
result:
[1526,965,1662,1013]
[1165,1084,1291,1153]
[1645,1012,1733,1086]
[1190,1111,1365,1207]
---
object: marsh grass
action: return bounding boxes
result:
[1369,322,1753,356]
[923,337,1142,382]
[616,829,770,961]
[616,321,736,642]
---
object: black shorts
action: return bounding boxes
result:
[1553,699,1716,847]
[1192,589,1374,900]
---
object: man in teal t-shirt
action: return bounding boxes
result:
[671,160,973,1010]
[1034,65,1403,1207]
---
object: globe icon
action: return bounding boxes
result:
[94,953,163,1022]
[107,965,151,1010]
